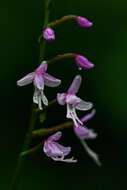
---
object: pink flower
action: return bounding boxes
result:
[43,27,55,42]
[74,109,101,166]
[75,55,94,70]
[17,61,61,110]
[43,131,77,163]
[77,16,93,28]
[57,75,93,127]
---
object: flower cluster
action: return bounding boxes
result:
[17,14,101,165]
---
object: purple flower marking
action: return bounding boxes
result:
[43,27,55,42]
[75,55,94,70]
[43,131,77,163]
[17,61,61,110]
[74,109,101,166]
[57,75,93,127]
[77,16,93,28]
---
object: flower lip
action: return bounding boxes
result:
[43,132,77,163]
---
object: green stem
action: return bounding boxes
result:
[20,121,73,157]
[47,53,76,64]
[48,15,77,27]
[9,0,52,189]
[21,143,42,157]
[9,108,37,190]
[32,121,73,138]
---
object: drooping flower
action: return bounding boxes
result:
[57,75,93,127]
[74,109,101,166]
[17,61,61,110]
[75,55,94,70]
[43,27,55,42]
[77,16,93,28]
[43,131,77,163]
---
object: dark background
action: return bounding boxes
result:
[1,0,127,189]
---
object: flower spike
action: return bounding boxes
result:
[17,61,61,110]
[43,131,77,163]
[57,75,93,127]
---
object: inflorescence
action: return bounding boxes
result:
[17,14,101,166]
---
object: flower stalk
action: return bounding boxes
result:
[9,107,37,190]
[32,121,73,138]
[9,0,52,189]
[48,15,77,27]
[48,53,76,64]
[20,121,73,157]
[20,143,42,157]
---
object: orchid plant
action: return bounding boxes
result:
[10,0,101,189]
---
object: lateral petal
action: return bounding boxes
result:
[76,100,93,111]
[17,72,34,86]
[44,73,61,87]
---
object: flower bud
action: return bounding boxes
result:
[43,27,55,42]
[75,55,94,70]
[77,17,93,28]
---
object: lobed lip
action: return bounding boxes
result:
[43,131,77,163]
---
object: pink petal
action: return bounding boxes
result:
[68,75,82,94]
[55,143,71,156]
[17,72,34,86]
[74,125,97,140]
[48,131,62,141]
[44,141,70,158]
[34,74,44,90]
[76,100,93,111]
[46,142,64,157]
[44,73,61,87]
[35,61,47,73]
[81,109,96,123]
[57,93,66,105]
[66,94,81,106]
